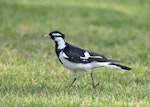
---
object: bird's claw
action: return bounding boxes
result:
[93,82,100,89]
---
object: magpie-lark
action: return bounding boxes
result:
[42,30,132,89]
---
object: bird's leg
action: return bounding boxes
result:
[69,71,77,88]
[90,72,99,89]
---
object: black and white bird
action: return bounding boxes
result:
[42,30,132,89]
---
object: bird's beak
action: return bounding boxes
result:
[42,34,50,38]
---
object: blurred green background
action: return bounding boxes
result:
[0,0,149,107]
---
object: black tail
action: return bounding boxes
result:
[109,63,132,70]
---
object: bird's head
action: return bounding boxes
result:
[42,30,65,41]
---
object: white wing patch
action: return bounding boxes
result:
[90,56,102,59]
[80,51,90,59]
[62,52,69,58]
[80,51,102,59]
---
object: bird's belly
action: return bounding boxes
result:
[59,57,106,71]
[59,57,91,71]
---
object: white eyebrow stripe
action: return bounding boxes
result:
[52,33,62,36]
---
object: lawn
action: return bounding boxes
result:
[0,0,150,107]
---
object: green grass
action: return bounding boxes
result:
[0,0,150,106]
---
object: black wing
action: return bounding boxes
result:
[63,43,119,63]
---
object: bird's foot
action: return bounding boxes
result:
[93,82,99,89]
